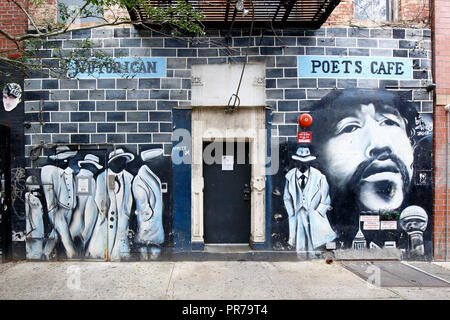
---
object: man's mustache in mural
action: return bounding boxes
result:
[347,150,411,210]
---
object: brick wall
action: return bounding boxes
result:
[433,0,450,261]
[399,0,430,23]
[326,0,430,26]
[22,26,432,167]
[0,0,28,54]
[327,0,353,25]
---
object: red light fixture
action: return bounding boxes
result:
[298,113,312,128]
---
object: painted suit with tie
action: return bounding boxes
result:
[41,165,77,258]
[283,166,336,251]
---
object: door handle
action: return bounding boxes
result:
[243,183,251,201]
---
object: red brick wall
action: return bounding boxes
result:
[399,0,430,22]
[327,0,354,24]
[327,0,430,25]
[433,0,450,261]
[0,0,28,54]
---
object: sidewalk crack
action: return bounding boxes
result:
[165,262,175,299]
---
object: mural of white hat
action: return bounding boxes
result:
[49,146,78,160]
[108,148,134,164]
[78,154,103,169]
[292,147,316,162]
[141,148,163,162]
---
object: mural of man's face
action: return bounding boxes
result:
[55,158,70,169]
[319,102,414,211]
[2,83,22,112]
[109,157,127,173]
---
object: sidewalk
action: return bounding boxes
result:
[0,260,449,300]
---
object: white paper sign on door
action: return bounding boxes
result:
[222,155,234,171]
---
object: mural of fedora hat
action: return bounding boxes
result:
[292,147,316,162]
[78,154,103,169]
[108,148,135,164]
[49,146,78,160]
[141,148,163,162]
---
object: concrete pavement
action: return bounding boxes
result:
[0,260,449,300]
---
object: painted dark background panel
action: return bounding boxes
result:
[272,89,433,259]
[0,65,26,259]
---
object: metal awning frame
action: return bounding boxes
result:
[127,0,342,30]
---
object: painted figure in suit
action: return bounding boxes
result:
[132,149,165,260]
[87,148,134,261]
[41,146,78,259]
[25,176,44,259]
[283,147,336,254]
[69,154,103,252]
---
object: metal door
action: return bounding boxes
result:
[0,125,11,262]
[203,141,251,243]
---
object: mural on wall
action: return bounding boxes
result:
[132,149,165,260]
[0,79,26,251]
[2,83,22,112]
[274,88,433,259]
[283,147,335,255]
[25,146,168,261]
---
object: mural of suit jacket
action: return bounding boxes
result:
[87,169,133,260]
[283,167,336,250]
[132,165,164,245]
[41,165,77,216]
[41,165,77,258]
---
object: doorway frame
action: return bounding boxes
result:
[191,106,266,249]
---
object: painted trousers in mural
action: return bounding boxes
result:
[25,192,44,259]
[291,208,314,252]
[69,169,98,249]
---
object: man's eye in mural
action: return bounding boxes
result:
[378,114,402,128]
[337,122,361,135]
[336,118,362,136]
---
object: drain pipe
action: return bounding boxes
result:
[445,104,450,261]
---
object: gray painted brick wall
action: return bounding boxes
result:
[23,26,432,165]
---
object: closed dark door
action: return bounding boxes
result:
[203,141,251,243]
